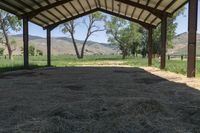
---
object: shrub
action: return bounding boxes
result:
[29,45,35,56]
[36,49,43,56]
[0,48,4,56]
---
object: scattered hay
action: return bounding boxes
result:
[0,67,200,133]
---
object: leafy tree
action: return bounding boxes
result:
[0,48,4,56]
[152,7,185,55]
[128,23,143,57]
[105,17,143,59]
[29,45,35,56]
[0,10,22,59]
[60,12,106,59]
[106,17,128,59]
[36,49,43,56]
[139,28,148,58]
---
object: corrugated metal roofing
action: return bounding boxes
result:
[0,0,188,29]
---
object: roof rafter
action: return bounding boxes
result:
[0,0,188,29]
[19,0,72,19]
[99,8,156,29]
[115,0,171,18]
[45,8,99,30]
[45,7,156,30]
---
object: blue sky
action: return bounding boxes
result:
[11,3,200,43]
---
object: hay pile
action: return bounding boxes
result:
[0,67,200,133]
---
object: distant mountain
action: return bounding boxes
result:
[6,34,118,56]
[12,34,45,40]
[167,32,200,55]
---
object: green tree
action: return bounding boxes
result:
[129,23,143,57]
[139,28,148,58]
[152,7,185,55]
[106,17,128,59]
[29,45,35,56]
[0,48,4,56]
[0,10,22,59]
[105,16,143,59]
[36,49,43,56]
[60,12,106,59]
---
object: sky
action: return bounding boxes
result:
[11,3,200,44]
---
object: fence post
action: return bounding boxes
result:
[181,55,183,61]
[168,55,170,60]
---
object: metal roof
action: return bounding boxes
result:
[0,0,188,29]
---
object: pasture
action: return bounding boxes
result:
[0,55,200,77]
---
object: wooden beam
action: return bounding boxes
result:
[131,7,136,18]
[0,0,25,14]
[23,17,29,68]
[138,0,150,20]
[125,5,129,16]
[160,13,167,69]
[86,0,92,10]
[45,8,99,29]
[77,0,85,13]
[45,7,156,30]
[47,28,51,67]
[118,2,121,14]
[148,28,153,66]
[69,1,79,15]
[187,0,198,77]
[172,1,188,15]
[97,0,101,8]
[20,0,72,19]
[112,0,114,12]
[99,8,156,29]
[115,0,171,19]
[0,3,19,16]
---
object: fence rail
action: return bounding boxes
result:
[167,55,200,60]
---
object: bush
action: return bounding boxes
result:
[29,45,35,56]
[0,48,4,56]
[36,49,43,56]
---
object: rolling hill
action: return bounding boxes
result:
[168,32,200,55]
[4,34,118,56]
[2,32,200,56]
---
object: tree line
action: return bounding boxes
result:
[0,8,185,60]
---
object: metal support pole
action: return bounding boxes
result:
[23,17,29,68]
[160,13,167,69]
[187,0,198,77]
[148,28,153,66]
[47,28,51,67]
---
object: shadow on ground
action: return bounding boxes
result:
[0,67,200,133]
[0,65,46,74]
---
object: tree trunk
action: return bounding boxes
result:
[71,34,81,59]
[2,25,12,60]
[80,36,89,59]
[122,50,127,59]
[122,54,126,59]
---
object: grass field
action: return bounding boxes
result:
[0,55,199,77]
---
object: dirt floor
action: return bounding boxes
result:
[0,67,200,133]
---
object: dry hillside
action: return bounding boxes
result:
[168,32,200,55]
[2,34,118,56]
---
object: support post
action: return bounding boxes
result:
[187,0,198,77]
[148,28,153,66]
[23,17,29,68]
[47,28,51,67]
[160,13,167,69]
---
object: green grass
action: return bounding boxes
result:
[0,55,199,77]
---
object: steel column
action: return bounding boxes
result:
[187,0,198,77]
[23,17,29,68]
[148,28,153,66]
[160,14,167,69]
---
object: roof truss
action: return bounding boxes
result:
[0,0,188,29]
